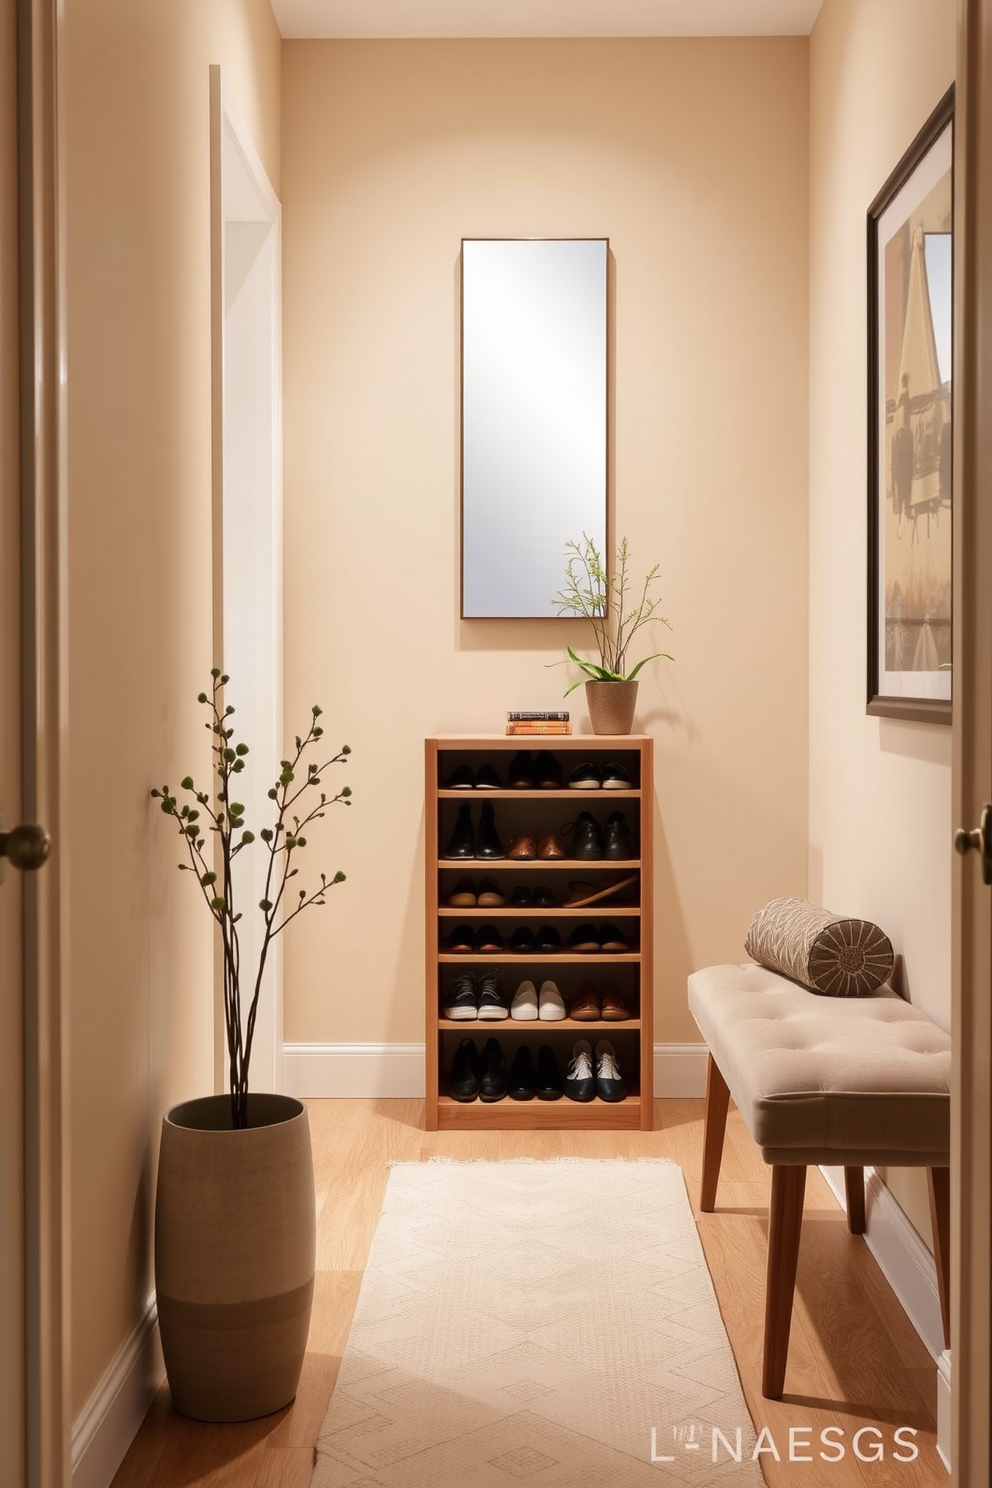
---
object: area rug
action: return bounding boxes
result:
[312,1159,764,1487]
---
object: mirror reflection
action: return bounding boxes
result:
[461,238,608,618]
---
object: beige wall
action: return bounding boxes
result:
[281,39,810,1048]
[64,0,280,1419]
[809,0,955,1240]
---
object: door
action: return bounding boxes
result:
[951,3,992,1481]
[3,1,69,1484]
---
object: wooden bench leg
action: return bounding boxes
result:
[700,1054,730,1212]
[762,1163,807,1400]
[928,1165,950,1349]
[844,1166,866,1235]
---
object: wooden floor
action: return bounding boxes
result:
[111,1099,946,1488]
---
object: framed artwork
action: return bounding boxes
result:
[867,87,954,723]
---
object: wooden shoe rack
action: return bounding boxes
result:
[425,734,653,1131]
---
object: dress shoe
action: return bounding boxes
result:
[535,924,562,952]
[447,877,477,907]
[603,811,635,861]
[511,926,538,955]
[443,802,475,859]
[443,973,478,1019]
[538,980,567,1021]
[477,878,505,908]
[447,763,476,789]
[510,885,534,907]
[508,1045,537,1100]
[563,872,638,908]
[563,1039,596,1102]
[478,1037,508,1101]
[510,979,538,1020]
[537,833,567,859]
[447,924,476,953]
[570,982,601,1020]
[595,1039,627,1101]
[601,760,634,789]
[475,763,502,790]
[476,802,506,859]
[599,923,630,952]
[477,971,509,1019]
[475,924,504,954]
[532,884,558,909]
[536,753,563,789]
[535,1045,564,1099]
[450,1038,480,1101]
[568,923,601,953]
[600,983,631,1020]
[507,751,538,789]
[508,834,538,860]
[570,811,603,860]
[568,761,602,789]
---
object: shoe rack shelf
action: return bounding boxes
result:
[425,733,654,1132]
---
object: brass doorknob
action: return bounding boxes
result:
[0,822,51,870]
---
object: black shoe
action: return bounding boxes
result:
[507,751,538,789]
[443,803,475,858]
[476,801,506,859]
[571,811,603,860]
[536,753,563,789]
[479,1037,507,1101]
[475,762,502,790]
[599,923,629,952]
[447,763,475,789]
[443,973,478,1019]
[568,761,602,789]
[532,884,559,909]
[535,1045,564,1100]
[535,924,562,953]
[563,1039,597,1102]
[450,1038,480,1101]
[510,885,534,908]
[603,811,635,860]
[511,926,538,954]
[508,1045,536,1100]
[568,922,601,953]
[475,923,504,954]
[447,924,477,953]
[601,761,634,789]
[595,1039,627,1102]
[477,971,509,1019]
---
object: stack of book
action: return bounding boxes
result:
[505,710,572,736]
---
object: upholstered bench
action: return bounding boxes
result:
[688,961,951,1398]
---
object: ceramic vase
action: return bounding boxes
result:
[585,678,639,735]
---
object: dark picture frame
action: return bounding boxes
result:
[867,86,954,724]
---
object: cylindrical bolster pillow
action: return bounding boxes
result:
[744,896,895,997]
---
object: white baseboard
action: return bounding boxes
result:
[936,1349,951,1472]
[282,1041,709,1101]
[654,1042,708,1097]
[71,1291,163,1488]
[819,1164,944,1361]
[283,1043,427,1097]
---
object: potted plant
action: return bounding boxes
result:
[149,669,351,1421]
[551,533,673,734]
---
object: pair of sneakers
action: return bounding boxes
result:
[443,971,507,1020]
[509,979,565,1021]
[564,1039,627,1102]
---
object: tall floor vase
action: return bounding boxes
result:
[155,1093,315,1421]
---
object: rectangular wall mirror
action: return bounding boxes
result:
[460,238,608,618]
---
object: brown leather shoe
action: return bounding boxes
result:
[508,835,537,860]
[600,983,630,1020]
[477,877,506,907]
[475,924,504,953]
[537,833,567,859]
[570,983,600,1020]
[447,877,477,907]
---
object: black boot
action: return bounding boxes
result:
[603,811,635,860]
[443,802,475,859]
[449,1038,480,1102]
[478,1037,508,1101]
[476,801,506,860]
[507,1045,536,1100]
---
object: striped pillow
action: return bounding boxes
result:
[745,896,895,997]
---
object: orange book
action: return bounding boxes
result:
[505,721,572,735]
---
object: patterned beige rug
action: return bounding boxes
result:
[312,1159,764,1487]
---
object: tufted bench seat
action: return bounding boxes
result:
[688,961,951,1398]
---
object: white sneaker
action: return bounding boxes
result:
[538,980,566,1021]
[510,979,538,1020]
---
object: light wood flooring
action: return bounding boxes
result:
[110,1099,946,1488]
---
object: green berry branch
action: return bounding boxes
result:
[151,669,351,1128]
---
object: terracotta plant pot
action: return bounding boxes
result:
[154,1093,315,1422]
[585,679,639,735]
